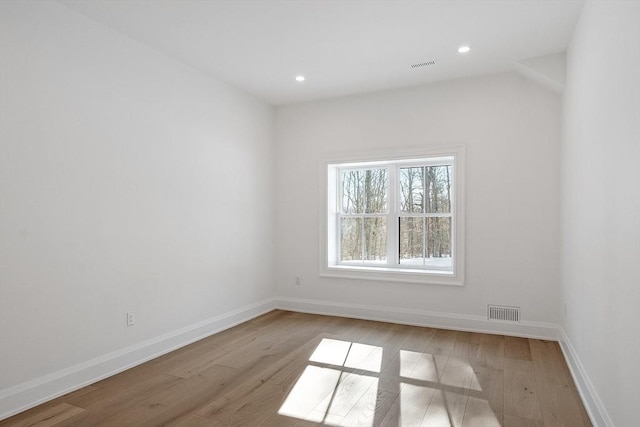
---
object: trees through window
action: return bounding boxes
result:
[398,165,452,269]
[339,168,388,262]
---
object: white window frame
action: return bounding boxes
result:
[320,146,465,286]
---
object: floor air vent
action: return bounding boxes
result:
[488,305,520,322]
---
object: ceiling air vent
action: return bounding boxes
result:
[410,60,437,69]
[487,305,520,322]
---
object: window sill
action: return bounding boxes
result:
[321,265,464,286]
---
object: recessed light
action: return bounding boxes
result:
[458,45,471,54]
[295,75,305,82]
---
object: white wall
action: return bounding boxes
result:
[275,72,563,325]
[0,0,274,391]
[562,1,640,426]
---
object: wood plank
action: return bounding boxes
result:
[529,339,572,388]
[55,386,99,402]
[194,333,329,420]
[208,364,320,426]
[146,310,296,377]
[377,327,444,426]
[2,403,83,427]
[504,358,543,421]
[537,384,591,427]
[65,372,178,409]
[62,374,183,425]
[165,413,223,426]
[377,324,420,373]
[171,312,326,378]
[474,333,505,369]
[339,387,397,427]
[461,366,504,427]
[256,412,308,427]
[377,394,401,427]
[420,356,474,427]
[420,387,460,427]
[504,336,532,361]
[409,352,449,384]
[378,332,445,394]
[342,322,400,375]
[462,396,501,427]
[0,387,97,427]
[450,331,480,363]
[504,414,545,427]
[322,371,379,421]
[530,340,591,427]
[96,365,238,426]
[398,381,438,427]
[423,328,457,356]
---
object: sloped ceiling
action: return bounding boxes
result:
[59,0,583,105]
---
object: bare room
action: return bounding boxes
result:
[0,0,638,426]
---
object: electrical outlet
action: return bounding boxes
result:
[295,276,301,286]
[127,312,135,326]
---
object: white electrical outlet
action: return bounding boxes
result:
[127,312,135,326]
[295,276,301,286]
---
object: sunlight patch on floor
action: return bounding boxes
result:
[441,357,481,391]
[462,396,501,427]
[309,338,382,373]
[279,338,490,426]
[278,365,342,422]
[278,366,379,426]
[309,339,352,367]
[421,388,457,426]
[399,382,437,426]
[399,350,481,392]
[344,343,383,373]
[325,376,379,426]
[400,350,444,382]
[279,338,384,425]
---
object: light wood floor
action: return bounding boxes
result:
[1,310,591,427]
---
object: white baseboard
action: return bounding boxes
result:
[0,297,277,421]
[276,297,559,340]
[557,328,613,427]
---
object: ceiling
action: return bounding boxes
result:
[58,0,584,105]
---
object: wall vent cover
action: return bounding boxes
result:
[487,305,520,322]
[410,60,436,69]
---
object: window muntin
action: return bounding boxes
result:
[325,151,462,284]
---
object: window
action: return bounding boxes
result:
[321,147,464,285]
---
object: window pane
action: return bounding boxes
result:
[340,217,362,261]
[364,217,387,262]
[426,217,452,269]
[399,217,424,265]
[341,170,364,213]
[364,169,387,213]
[426,165,451,213]
[400,167,424,213]
[341,169,387,214]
